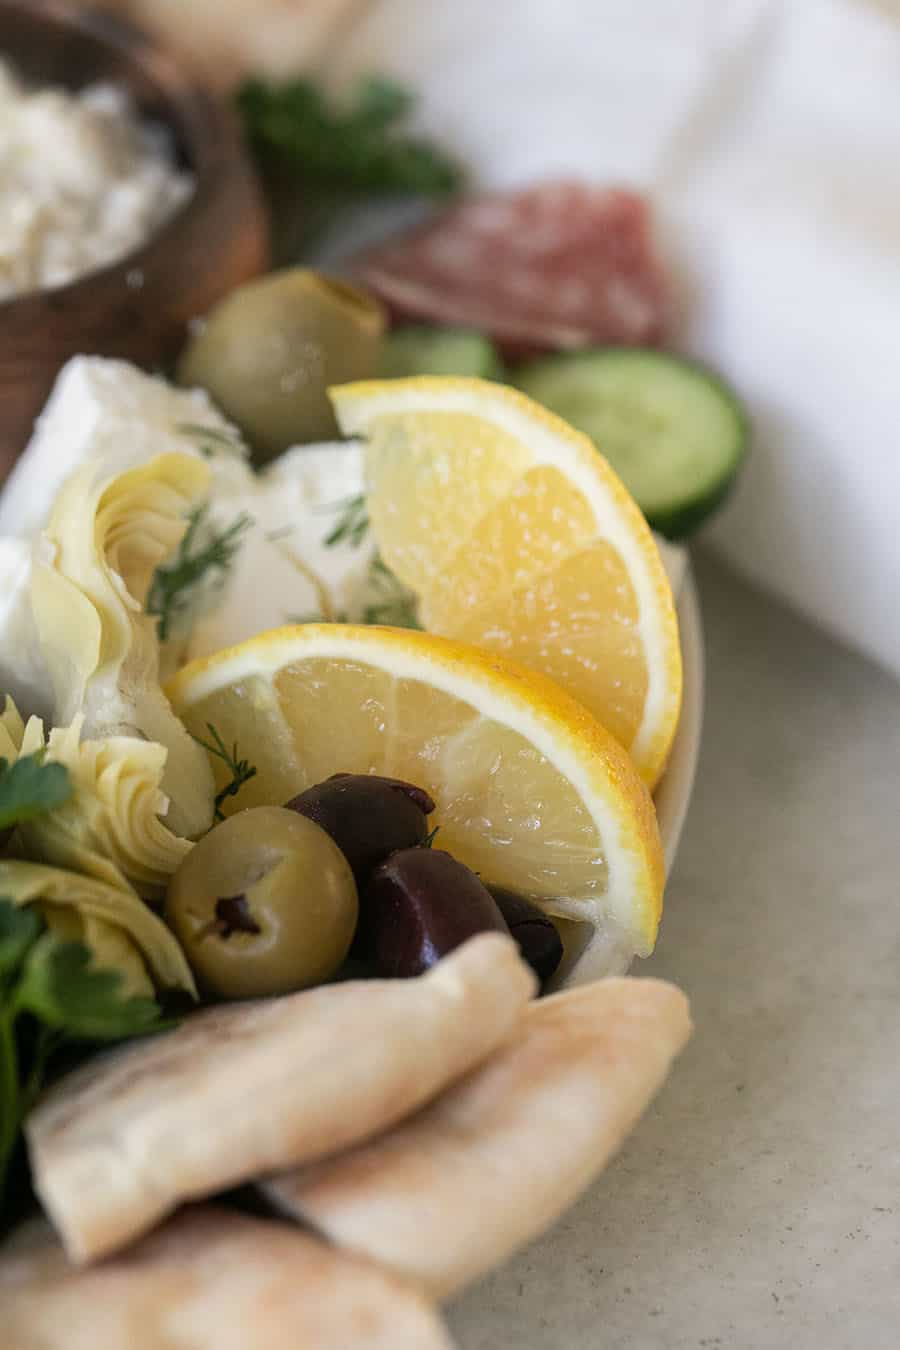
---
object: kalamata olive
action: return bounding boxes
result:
[286,774,435,887]
[165,806,358,1000]
[358,847,509,978]
[177,268,386,462]
[486,885,565,986]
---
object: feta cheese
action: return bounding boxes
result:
[187,443,379,658]
[0,356,252,537]
[0,59,193,301]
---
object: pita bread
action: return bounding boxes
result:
[264,977,691,1300]
[26,934,535,1264]
[0,1205,454,1349]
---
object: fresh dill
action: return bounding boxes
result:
[322,495,369,549]
[286,611,349,625]
[362,555,421,629]
[190,723,258,821]
[177,423,245,460]
[285,555,420,630]
[147,507,253,642]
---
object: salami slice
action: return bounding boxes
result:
[352,182,669,357]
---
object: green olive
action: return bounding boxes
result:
[165,806,358,1000]
[177,268,386,462]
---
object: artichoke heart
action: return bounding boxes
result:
[30,453,216,839]
[0,859,196,998]
[0,693,25,761]
[13,712,192,898]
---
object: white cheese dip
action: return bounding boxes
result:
[0,59,194,300]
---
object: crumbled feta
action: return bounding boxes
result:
[0,59,193,301]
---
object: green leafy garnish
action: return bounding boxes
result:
[323,495,370,549]
[0,900,165,1212]
[0,903,41,980]
[362,556,421,630]
[286,555,420,630]
[190,723,258,822]
[0,754,71,833]
[16,937,161,1041]
[176,423,246,460]
[147,506,253,643]
[420,826,440,850]
[237,75,462,197]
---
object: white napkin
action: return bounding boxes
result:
[328,0,900,677]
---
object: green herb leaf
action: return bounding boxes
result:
[420,826,440,850]
[237,75,462,198]
[147,506,253,643]
[191,724,258,821]
[362,555,421,630]
[322,495,370,549]
[0,754,72,832]
[176,423,243,451]
[176,423,246,461]
[0,902,41,982]
[0,904,165,1211]
[17,936,163,1041]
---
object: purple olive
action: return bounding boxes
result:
[486,886,564,986]
[359,847,509,978]
[286,774,435,885]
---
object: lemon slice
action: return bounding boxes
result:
[167,625,664,977]
[331,377,682,788]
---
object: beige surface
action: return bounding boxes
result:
[0,1205,453,1348]
[448,550,900,1349]
[27,934,534,1263]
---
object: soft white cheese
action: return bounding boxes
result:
[0,356,251,537]
[0,60,193,300]
[187,443,379,659]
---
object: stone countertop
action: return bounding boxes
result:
[448,548,900,1350]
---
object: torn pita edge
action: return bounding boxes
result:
[263,976,692,1300]
[26,933,535,1264]
[0,1204,456,1349]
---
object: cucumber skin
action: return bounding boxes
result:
[381,327,506,382]
[513,347,749,539]
[647,466,742,540]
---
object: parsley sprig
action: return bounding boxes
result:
[0,753,169,1213]
[0,902,164,1211]
[238,75,462,197]
[0,753,71,832]
[190,724,258,821]
[147,506,253,643]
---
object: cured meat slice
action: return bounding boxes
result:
[353,182,669,356]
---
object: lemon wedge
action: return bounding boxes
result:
[168,624,664,979]
[331,377,682,788]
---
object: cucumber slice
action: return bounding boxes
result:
[380,327,505,381]
[515,348,748,538]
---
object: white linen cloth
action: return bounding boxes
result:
[327,0,900,677]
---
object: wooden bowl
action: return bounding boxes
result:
[0,0,270,476]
